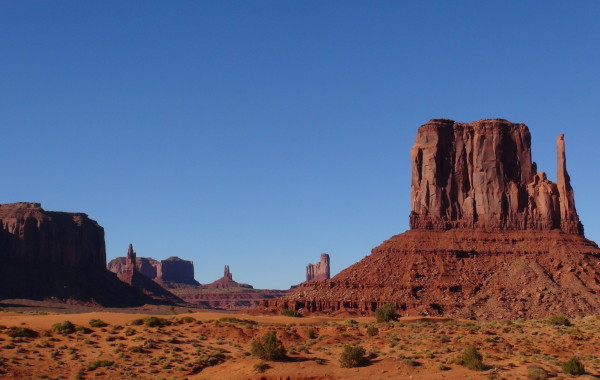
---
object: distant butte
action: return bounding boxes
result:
[260,119,600,319]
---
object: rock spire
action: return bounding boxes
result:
[306,254,330,282]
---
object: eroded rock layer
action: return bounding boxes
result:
[259,119,600,319]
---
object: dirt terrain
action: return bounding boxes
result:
[0,308,598,379]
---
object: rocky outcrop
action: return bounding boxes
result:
[205,265,252,289]
[0,203,151,306]
[409,119,583,234]
[107,254,199,286]
[259,119,600,319]
[306,254,330,282]
[114,244,183,304]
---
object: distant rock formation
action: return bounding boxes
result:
[260,119,600,319]
[114,244,183,304]
[171,265,287,310]
[108,253,199,286]
[306,254,330,282]
[205,265,252,289]
[0,203,151,306]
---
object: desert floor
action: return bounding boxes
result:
[0,303,598,379]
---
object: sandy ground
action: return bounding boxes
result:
[0,308,598,379]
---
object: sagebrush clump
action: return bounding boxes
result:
[89,319,108,328]
[562,356,585,376]
[52,321,75,335]
[456,345,485,371]
[339,344,368,368]
[375,304,398,323]
[250,332,286,361]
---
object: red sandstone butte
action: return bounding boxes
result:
[259,119,600,319]
[0,203,151,306]
[306,254,330,282]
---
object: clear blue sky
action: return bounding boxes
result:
[2,1,599,289]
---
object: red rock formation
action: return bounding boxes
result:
[115,244,183,304]
[107,254,199,286]
[306,254,330,282]
[258,119,600,319]
[0,203,151,306]
[409,119,583,234]
[205,265,252,289]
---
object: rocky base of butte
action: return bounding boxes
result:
[260,119,600,319]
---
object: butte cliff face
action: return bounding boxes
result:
[0,203,151,306]
[409,119,582,234]
[306,254,330,282]
[261,119,600,319]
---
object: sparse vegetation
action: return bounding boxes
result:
[6,327,38,338]
[366,326,378,337]
[89,319,108,328]
[52,321,75,335]
[253,361,270,373]
[562,356,585,376]
[339,344,368,368]
[250,332,286,361]
[547,315,571,326]
[456,345,485,371]
[87,360,114,371]
[281,308,302,317]
[375,304,398,323]
[526,365,548,380]
[306,328,316,339]
[142,316,170,328]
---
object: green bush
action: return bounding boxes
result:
[253,361,270,373]
[281,308,301,317]
[562,356,585,376]
[250,332,286,361]
[375,304,398,323]
[547,315,571,326]
[130,319,143,326]
[52,321,75,335]
[89,319,108,328]
[366,326,379,337]
[526,365,548,380]
[306,328,316,339]
[75,325,92,334]
[457,345,485,371]
[339,345,368,368]
[143,316,170,328]
[345,319,358,325]
[6,327,38,338]
[87,360,114,371]
[180,316,196,323]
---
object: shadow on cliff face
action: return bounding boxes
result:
[0,263,153,307]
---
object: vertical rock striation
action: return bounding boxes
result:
[306,254,330,282]
[409,119,582,234]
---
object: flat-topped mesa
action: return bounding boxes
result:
[409,119,583,234]
[306,253,330,282]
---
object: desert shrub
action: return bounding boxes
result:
[456,345,485,371]
[143,316,170,328]
[562,356,585,376]
[89,319,108,328]
[253,361,270,373]
[437,363,449,371]
[52,321,75,335]
[87,360,114,371]
[366,326,379,337]
[6,327,38,338]
[180,316,196,323]
[123,327,135,337]
[306,328,316,339]
[339,344,368,368]
[130,319,143,326]
[250,332,286,361]
[345,319,358,325]
[281,308,301,317]
[375,304,398,323]
[527,365,548,380]
[219,317,257,326]
[75,325,92,334]
[547,315,571,326]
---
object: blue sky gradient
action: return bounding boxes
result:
[2,1,599,288]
